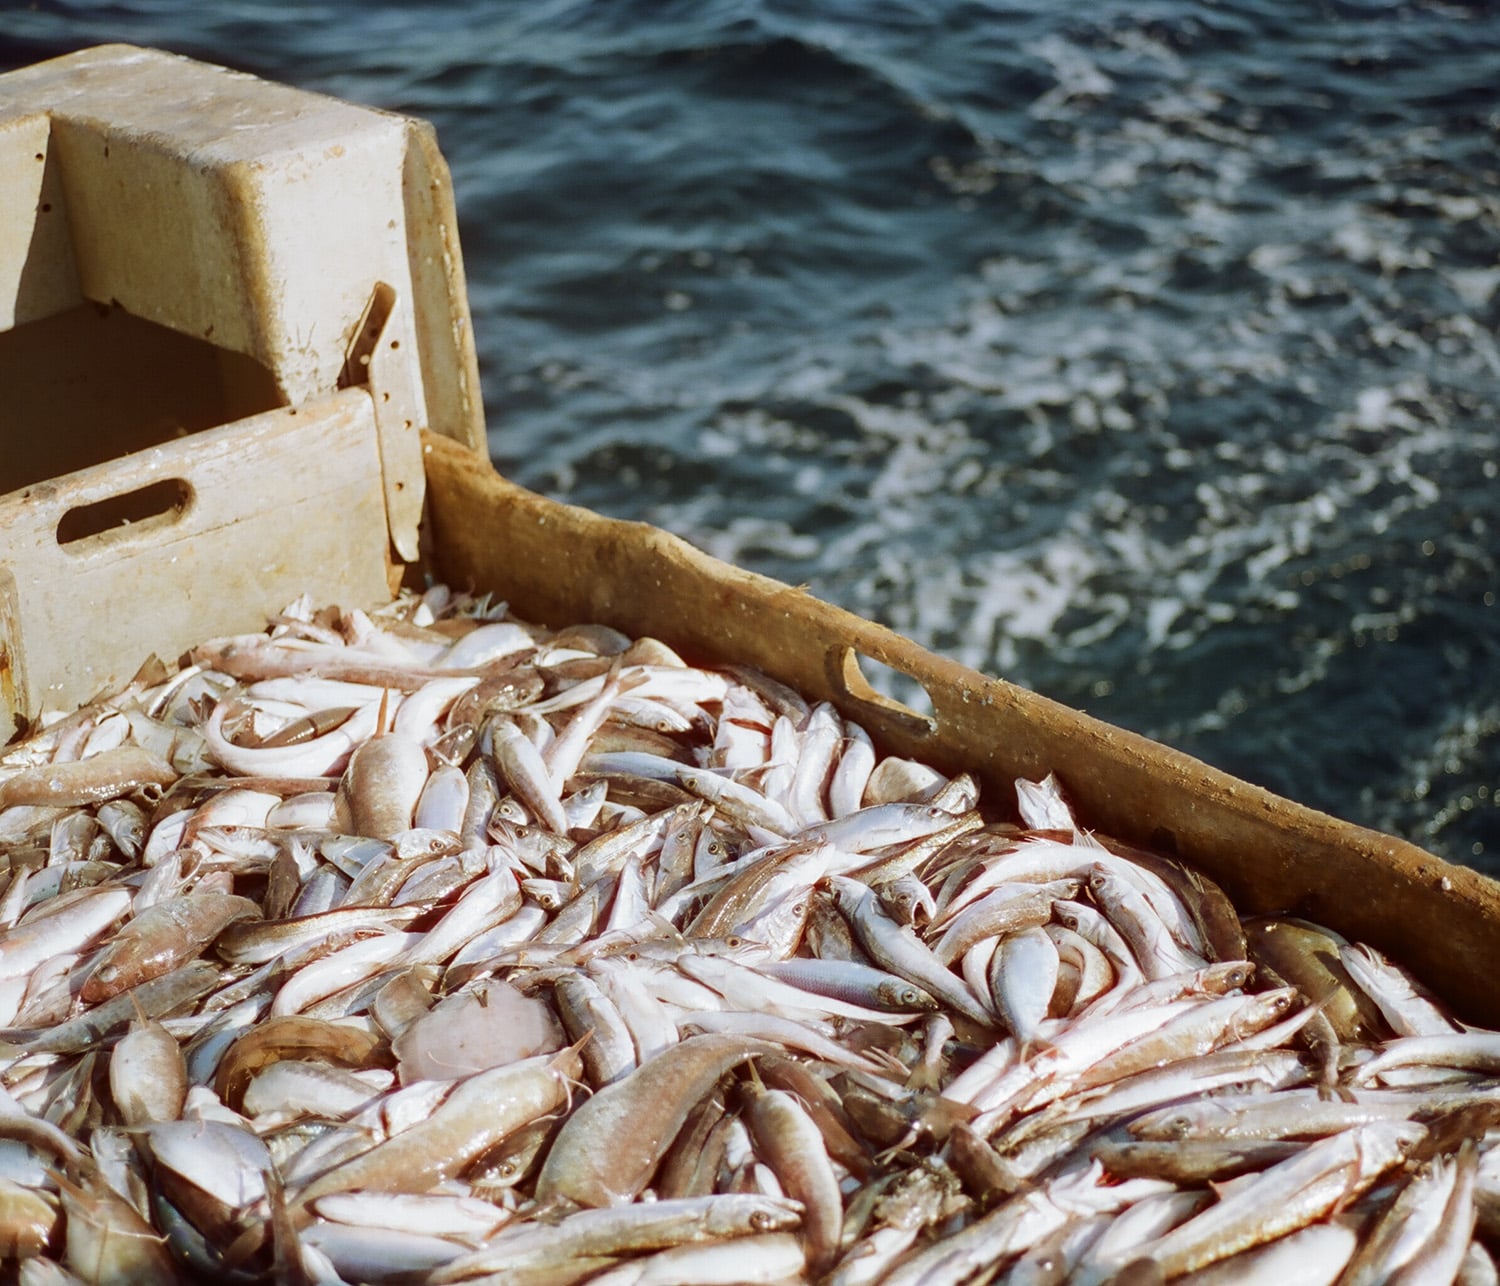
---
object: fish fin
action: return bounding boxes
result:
[45,1167,87,1200]
[904,1064,943,1093]
[219,1215,272,1273]
[125,989,153,1029]
[552,1030,596,1107]
[868,1047,914,1079]
[1114,1259,1166,1286]
[562,1027,595,1055]
[874,1132,922,1165]
[1017,1035,1058,1060]
[264,1168,312,1286]
[916,1095,977,1143]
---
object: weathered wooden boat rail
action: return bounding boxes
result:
[424,431,1500,1028]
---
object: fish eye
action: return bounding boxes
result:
[725,936,744,950]
[750,1210,774,1231]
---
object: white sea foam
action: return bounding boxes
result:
[459,7,1500,867]
[1026,35,1114,119]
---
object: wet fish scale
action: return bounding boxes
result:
[0,586,1491,1284]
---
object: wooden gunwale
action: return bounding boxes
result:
[422,432,1500,1029]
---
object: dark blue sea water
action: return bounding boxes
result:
[5,1,1499,874]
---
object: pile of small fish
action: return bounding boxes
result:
[0,584,1497,1286]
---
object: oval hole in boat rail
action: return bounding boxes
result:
[831,645,938,738]
[56,477,194,549]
